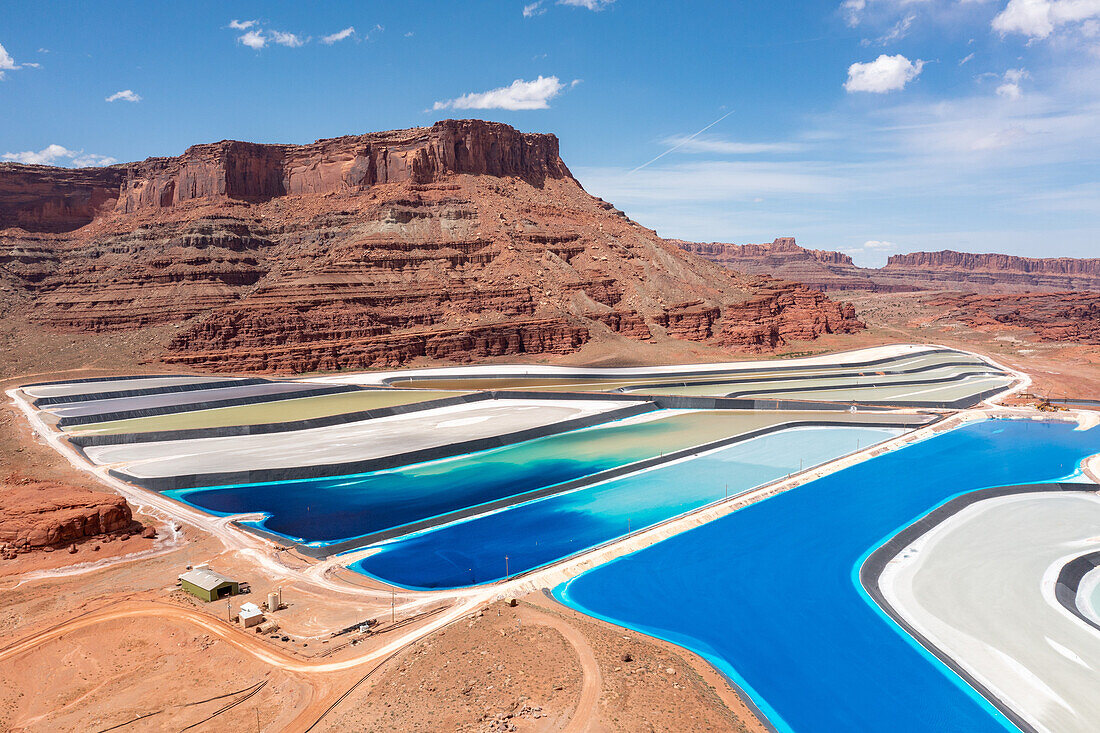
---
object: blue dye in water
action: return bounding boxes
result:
[353,426,901,589]
[554,419,1099,733]
[166,414,692,544]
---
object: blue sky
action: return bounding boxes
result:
[2,0,1098,264]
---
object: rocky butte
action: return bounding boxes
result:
[679,238,1100,294]
[0,120,863,372]
[675,238,897,292]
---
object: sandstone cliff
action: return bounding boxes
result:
[0,121,864,371]
[675,238,898,292]
[0,476,134,550]
[881,250,1100,291]
[0,164,125,233]
[926,291,1100,344]
[680,239,1100,294]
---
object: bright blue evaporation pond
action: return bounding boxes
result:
[554,419,1100,733]
[353,426,902,589]
[162,413,695,545]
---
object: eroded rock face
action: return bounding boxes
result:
[0,165,125,233]
[882,251,1100,291]
[0,478,133,548]
[675,238,902,293]
[926,291,1100,344]
[0,121,866,370]
[680,239,1100,294]
[115,119,572,214]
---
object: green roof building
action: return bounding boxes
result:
[179,568,239,602]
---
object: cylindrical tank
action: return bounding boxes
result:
[267,591,280,611]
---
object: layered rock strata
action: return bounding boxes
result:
[927,292,1100,344]
[676,238,910,292]
[0,477,134,550]
[881,251,1100,292]
[0,121,865,371]
[680,238,1100,294]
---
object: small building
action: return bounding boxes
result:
[256,619,280,635]
[179,568,239,602]
[239,602,265,629]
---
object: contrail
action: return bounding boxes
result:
[628,109,734,174]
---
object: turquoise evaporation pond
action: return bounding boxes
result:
[164,409,780,546]
[554,419,1100,733]
[352,425,903,589]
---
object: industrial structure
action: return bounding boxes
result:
[179,568,239,602]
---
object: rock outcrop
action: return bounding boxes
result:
[0,164,125,233]
[675,238,911,292]
[0,476,134,550]
[0,121,865,370]
[881,251,1100,292]
[680,238,1100,294]
[926,291,1100,344]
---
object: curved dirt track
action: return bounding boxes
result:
[1,598,605,732]
[0,598,481,673]
[556,625,604,732]
[517,607,604,733]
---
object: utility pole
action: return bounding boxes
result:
[505,555,510,577]
[391,587,395,624]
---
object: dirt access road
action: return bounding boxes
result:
[0,596,608,732]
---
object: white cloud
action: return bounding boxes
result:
[558,0,614,9]
[0,42,19,80]
[524,1,547,17]
[433,75,570,110]
[71,152,119,167]
[659,135,804,155]
[22,61,41,69]
[269,30,305,48]
[995,68,1029,98]
[105,89,141,103]
[2,144,71,165]
[959,52,976,65]
[840,239,899,265]
[2,144,116,167]
[843,0,869,26]
[845,54,925,93]
[876,13,917,43]
[238,30,266,49]
[321,26,356,44]
[992,0,1100,39]
[230,21,308,49]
